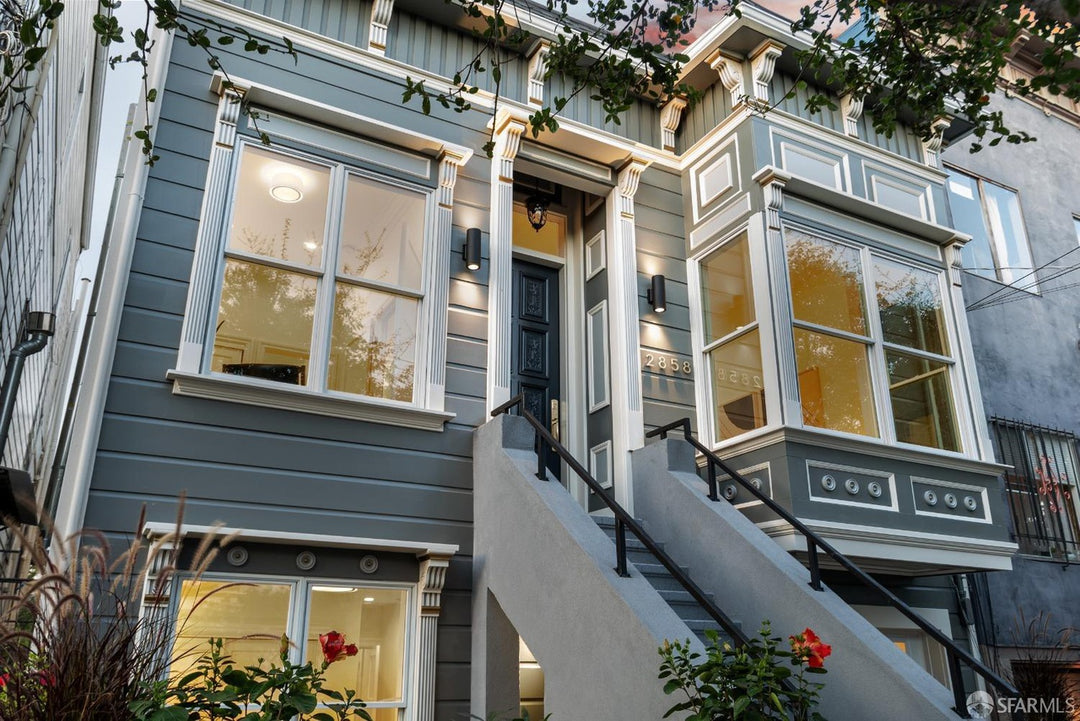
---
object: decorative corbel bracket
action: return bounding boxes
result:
[923,115,951,168]
[368,0,394,55]
[659,95,688,153]
[708,50,746,108]
[839,93,865,138]
[749,40,785,105]
[527,40,551,106]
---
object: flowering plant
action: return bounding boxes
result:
[659,621,829,721]
[131,632,372,721]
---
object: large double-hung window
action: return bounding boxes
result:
[210,143,429,403]
[171,577,411,720]
[785,227,961,452]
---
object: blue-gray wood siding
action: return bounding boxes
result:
[636,166,696,433]
[222,0,373,48]
[82,28,496,720]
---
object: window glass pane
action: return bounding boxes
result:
[982,182,1037,290]
[171,580,291,679]
[708,329,767,440]
[874,260,948,356]
[229,146,331,268]
[786,230,867,335]
[885,350,959,451]
[328,284,418,401]
[306,586,408,704]
[945,171,996,281]
[794,328,877,437]
[340,175,427,291]
[700,233,754,343]
[213,259,316,385]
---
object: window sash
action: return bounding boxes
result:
[207,140,433,405]
[169,575,413,710]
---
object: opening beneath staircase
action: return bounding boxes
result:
[518,638,545,719]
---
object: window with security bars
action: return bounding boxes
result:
[991,418,1080,561]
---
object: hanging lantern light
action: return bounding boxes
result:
[525,193,550,232]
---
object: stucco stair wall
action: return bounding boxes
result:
[633,437,964,721]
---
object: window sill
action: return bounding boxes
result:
[167,370,455,431]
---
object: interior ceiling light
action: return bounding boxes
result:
[270,171,303,203]
[525,193,551,232]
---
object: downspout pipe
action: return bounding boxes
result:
[0,312,56,462]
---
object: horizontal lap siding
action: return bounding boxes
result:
[85,28,492,719]
[635,167,697,434]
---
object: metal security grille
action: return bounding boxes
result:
[991,417,1080,562]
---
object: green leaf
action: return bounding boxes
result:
[149,708,190,721]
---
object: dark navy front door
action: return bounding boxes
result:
[511,259,561,479]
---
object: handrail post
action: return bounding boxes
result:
[536,430,547,481]
[806,537,822,591]
[706,461,718,502]
[614,517,629,577]
[947,653,969,718]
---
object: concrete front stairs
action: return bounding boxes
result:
[471,414,964,720]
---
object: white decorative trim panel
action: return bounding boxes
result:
[585,231,606,280]
[589,441,614,489]
[806,460,899,512]
[911,476,992,524]
[587,301,611,412]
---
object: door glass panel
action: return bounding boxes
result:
[171,580,291,679]
[885,350,959,451]
[340,174,427,291]
[213,259,316,384]
[874,259,948,356]
[700,233,754,343]
[328,284,418,401]
[709,329,767,440]
[786,230,867,335]
[306,586,408,704]
[229,145,331,268]
[794,328,877,437]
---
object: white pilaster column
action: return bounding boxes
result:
[606,157,650,513]
[527,41,551,106]
[840,93,865,138]
[486,111,528,411]
[749,40,784,104]
[708,50,746,107]
[415,553,452,721]
[368,0,394,55]
[427,149,470,411]
[175,83,246,373]
[754,167,799,425]
[659,95,687,153]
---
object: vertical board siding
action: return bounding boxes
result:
[223,0,372,49]
[677,82,732,154]
[769,73,843,133]
[635,167,696,433]
[547,74,661,146]
[83,32,493,717]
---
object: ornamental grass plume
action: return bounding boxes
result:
[0,498,227,721]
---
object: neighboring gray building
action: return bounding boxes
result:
[48,1,1039,719]
[0,0,104,585]
[942,38,1080,704]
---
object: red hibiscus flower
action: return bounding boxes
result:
[0,672,8,687]
[790,627,832,668]
[319,631,359,664]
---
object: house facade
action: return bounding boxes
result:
[0,0,104,586]
[50,1,1032,718]
[942,38,1080,705]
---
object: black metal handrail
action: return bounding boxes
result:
[491,395,751,649]
[646,418,1020,719]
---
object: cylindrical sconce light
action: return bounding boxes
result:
[647,274,667,313]
[464,228,482,271]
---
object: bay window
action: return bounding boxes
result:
[171,577,411,720]
[785,228,961,452]
[210,143,429,404]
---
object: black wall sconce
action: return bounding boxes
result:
[647,274,667,313]
[464,228,482,271]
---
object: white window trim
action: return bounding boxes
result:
[169,81,471,430]
[782,223,972,457]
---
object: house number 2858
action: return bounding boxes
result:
[642,352,692,376]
